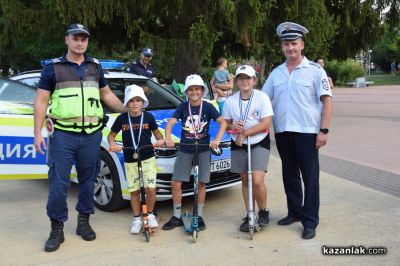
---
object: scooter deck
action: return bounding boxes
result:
[182,213,197,233]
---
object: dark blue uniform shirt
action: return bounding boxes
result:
[129,60,154,78]
[38,54,108,92]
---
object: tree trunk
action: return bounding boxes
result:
[173,40,200,83]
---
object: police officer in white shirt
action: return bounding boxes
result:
[262,22,333,240]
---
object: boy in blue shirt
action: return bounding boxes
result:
[162,74,227,230]
[108,85,164,234]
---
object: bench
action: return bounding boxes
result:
[346,77,374,87]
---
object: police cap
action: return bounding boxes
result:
[66,23,90,37]
[276,22,308,41]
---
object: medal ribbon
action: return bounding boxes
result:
[128,112,144,154]
[239,90,254,127]
[188,100,203,139]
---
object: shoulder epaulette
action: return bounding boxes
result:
[51,57,62,64]
[92,58,100,64]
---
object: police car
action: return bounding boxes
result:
[4,60,240,211]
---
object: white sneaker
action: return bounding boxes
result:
[130,219,142,234]
[148,214,158,228]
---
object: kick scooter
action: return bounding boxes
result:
[123,145,157,242]
[227,129,267,240]
[167,142,228,243]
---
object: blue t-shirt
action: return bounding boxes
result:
[38,54,108,92]
[111,111,158,163]
[172,101,221,153]
[129,60,154,78]
[213,69,230,84]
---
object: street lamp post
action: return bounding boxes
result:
[368,49,372,75]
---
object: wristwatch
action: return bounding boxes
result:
[319,128,329,134]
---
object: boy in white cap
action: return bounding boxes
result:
[262,22,332,240]
[162,74,227,230]
[222,65,274,232]
[108,85,164,234]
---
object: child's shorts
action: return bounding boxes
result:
[124,157,157,192]
[230,146,270,173]
[172,150,211,183]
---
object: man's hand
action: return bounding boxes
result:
[315,132,328,149]
[34,133,47,155]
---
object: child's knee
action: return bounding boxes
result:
[146,188,156,195]
[131,190,140,197]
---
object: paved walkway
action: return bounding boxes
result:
[0,85,399,265]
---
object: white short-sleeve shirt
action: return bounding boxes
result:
[262,57,332,134]
[222,89,274,144]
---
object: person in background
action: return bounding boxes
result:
[210,57,233,112]
[129,47,156,80]
[316,58,334,89]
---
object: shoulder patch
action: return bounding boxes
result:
[309,61,322,69]
[92,58,100,64]
[322,79,330,90]
[51,57,62,64]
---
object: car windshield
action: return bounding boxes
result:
[0,79,36,103]
[104,78,182,113]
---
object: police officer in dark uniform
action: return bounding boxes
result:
[34,23,125,252]
[262,22,333,240]
[128,47,155,79]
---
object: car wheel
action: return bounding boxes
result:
[94,150,127,211]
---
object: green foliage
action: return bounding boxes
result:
[1,0,399,81]
[371,24,400,72]
[326,59,365,85]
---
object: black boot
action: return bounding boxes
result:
[44,219,64,252]
[76,213,96,241]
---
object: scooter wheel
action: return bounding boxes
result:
[249,228,254,240]
[144,230,150,242]
[192,230,197,243]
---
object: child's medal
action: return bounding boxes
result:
[188,100,203,139]
[239,90,254,127]
[128,112,144,160]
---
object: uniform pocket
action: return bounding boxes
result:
[55,93,80,118]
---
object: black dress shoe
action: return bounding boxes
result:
[277,216,300,226]
[302,228,316,239]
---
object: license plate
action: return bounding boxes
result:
[210,159,230,172]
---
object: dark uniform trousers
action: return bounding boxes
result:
[275,132,320,229]
[46,129,102,222]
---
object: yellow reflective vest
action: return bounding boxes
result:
[49,58,104,134]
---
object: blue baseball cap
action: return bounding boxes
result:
[66,23,90,37]
[142,47,154,56]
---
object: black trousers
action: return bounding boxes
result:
[275,132,320,229]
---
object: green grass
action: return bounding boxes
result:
[365,74,400,86]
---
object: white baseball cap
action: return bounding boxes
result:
[123,84,149,108]
[184,74,209,98]
[235,65,256,78]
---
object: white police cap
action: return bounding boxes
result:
[276,22,308,41]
